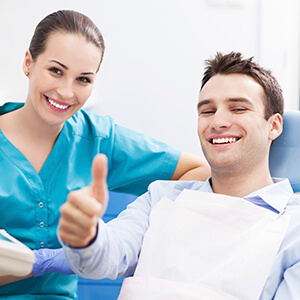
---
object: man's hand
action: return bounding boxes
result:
[59,154,108,248]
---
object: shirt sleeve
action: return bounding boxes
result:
[106,122,181,196]
[62,191,153,280]
[273,261,300,299]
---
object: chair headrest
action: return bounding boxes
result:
[269,110,300,192]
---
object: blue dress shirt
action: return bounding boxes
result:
[63,178,300,299]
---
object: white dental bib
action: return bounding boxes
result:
[118,190,290,300]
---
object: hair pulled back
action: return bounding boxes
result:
[29,10,105,67]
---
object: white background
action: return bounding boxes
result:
[0,0,299,155]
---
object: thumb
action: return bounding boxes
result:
[90,154,108,208]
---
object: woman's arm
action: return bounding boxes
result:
[0,272,33,287]
[0,247,74,286]
[171,151,210,181]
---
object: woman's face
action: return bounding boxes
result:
[23,31,102,127]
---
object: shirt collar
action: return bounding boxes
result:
[201,177,293,213]
[245,178,293,212]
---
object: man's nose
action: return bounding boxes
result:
[210,110,232,130]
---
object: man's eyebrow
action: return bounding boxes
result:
[197,99,212,111]
[227,98,254,107]
[197,98,254,111]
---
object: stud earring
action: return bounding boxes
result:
[25,71,29,77]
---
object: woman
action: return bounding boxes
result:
[0,10,209,299]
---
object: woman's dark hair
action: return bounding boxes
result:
[201,52,284,120]
[29,10,105,70]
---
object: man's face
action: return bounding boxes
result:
[197,73,281,176]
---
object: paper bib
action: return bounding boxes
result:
[118,190,290,300]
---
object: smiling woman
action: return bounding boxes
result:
[0,9,210,300]
[23,32,101,133]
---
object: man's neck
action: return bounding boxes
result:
[210,167,274,198]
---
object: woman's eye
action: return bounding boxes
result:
[78,77,91,84]
[49,67,62,75]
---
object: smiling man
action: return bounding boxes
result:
[59,52,300,299]
[197,71,282,197]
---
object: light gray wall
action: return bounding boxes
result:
[0,0,299,155]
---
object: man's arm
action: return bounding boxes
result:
[273,262,300,299]
[59,153,152,279]
[171,151,210,181]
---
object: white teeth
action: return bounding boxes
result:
[47,98,68,109]
[212,137,237,144]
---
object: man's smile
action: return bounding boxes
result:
[209,136,241,145]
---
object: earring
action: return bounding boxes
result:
[25,71,29,77]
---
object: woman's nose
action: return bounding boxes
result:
[56,80,74,100]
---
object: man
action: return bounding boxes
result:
[58,52,300,299]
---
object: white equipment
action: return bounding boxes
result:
[0,229,35,276]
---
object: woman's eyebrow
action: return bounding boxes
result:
[80,72,95,76]
[49,60,95,75]
[50,60,68,70]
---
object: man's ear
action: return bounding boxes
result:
[268,113,283,141]
[22,50,33,76]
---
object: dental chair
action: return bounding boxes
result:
[77,110,300,299]
[269,110,300,193]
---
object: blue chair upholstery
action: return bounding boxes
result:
[269,110,300,192]
[77,191,136,300]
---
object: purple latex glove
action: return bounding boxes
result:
[33,248,74,277]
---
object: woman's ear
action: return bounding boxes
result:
[268,113,283,141]
[23,50,33,77]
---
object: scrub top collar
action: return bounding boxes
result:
[202,177,293,214]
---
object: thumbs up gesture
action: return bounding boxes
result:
[59,154,108,248]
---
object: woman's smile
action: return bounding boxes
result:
[44,95,73,112]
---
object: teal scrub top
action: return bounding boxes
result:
[0,102,180,299]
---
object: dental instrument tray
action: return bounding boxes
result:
[0,229,35,276]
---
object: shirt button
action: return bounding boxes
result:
[40,242,45,248]
[39,222,45,228]
[38,202,44,208]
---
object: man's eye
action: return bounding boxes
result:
[232,108,247,112]
[48,67,62,75]
[78,77,91,84]
[200,110,215,115]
